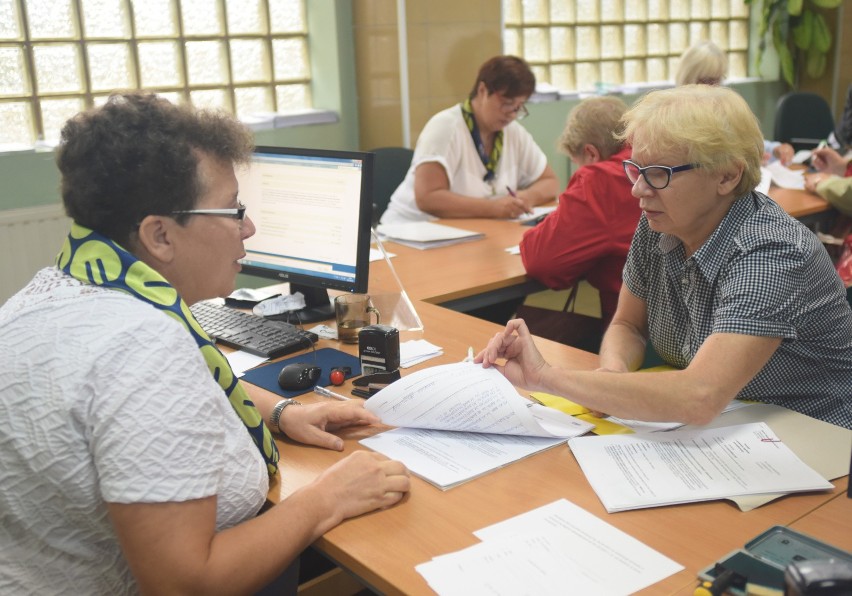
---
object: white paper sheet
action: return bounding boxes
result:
[365,362,592,437]
[376,221,484,250]
[361,427,567,489]
[360,362,593,488]
[416,499,683,595]
[764,161,806,189]
[568,422,833,512]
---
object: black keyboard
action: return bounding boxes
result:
[190,301,318,359]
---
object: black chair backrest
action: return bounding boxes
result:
[773,92,835,152]
[370,147,413,225]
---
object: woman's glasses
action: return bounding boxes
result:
[622,160,700,190]
[172,201,247,222]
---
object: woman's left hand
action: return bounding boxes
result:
[278,401,380,450]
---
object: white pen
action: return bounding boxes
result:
[313,385,350,401]
[463,346,474,363]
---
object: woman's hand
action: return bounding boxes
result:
[475,318,549,389]
[804,172,832,194]
[490,194,532,219]
[811,147,848,176]
[313,451,410,524]
[278,400,380,450]
[773,143,795,166]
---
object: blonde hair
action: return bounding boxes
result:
[558,96,627,159]
[617,85,763,197]
[675,40,728,86]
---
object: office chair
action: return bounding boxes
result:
[370,146,413,225]
[773,92,835,152]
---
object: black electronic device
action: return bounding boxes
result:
[277,362,322,391]
[785,559,852,595]
[358,324,400,376]
[236,146,374,323]
[190,300,317,359]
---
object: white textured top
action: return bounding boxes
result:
[379,104,548,224]
[0,268,268,594]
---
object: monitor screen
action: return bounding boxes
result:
[237,146,374,322]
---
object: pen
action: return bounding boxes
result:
[313,385,350,401]
[506,186,533,215]
[463,346,474,362]
[816,139,828,150]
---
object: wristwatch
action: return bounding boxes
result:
[269,398,301,433]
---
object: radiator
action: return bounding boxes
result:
[0,203,71,305]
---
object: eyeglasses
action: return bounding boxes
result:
[171,201,247,222]
[500,101,529,120]
[622,160,700,190]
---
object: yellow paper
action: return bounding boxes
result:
[529,392,589,415]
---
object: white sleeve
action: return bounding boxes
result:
[87,310,230,504]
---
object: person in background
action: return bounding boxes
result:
[0,93,410,594]
[676,40,795,166]
[379,55,558,224]
[805,145,852,216]
[520,96,641,326]
[478,85,852,430]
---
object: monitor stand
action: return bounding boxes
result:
[287,283,335,324]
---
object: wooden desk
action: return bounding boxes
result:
[371,218,543,312]
[251,206,848,595]
[769,186,833,219]
[788,492,852,553]
[251,303,846,595]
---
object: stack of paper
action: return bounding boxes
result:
[399,339,443,367]
[568,422,833,512]
[416,499,684,595]
[376,221,484,250]
[360,363,593,489]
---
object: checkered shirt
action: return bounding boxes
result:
[623,191,852,429]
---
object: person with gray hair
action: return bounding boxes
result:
[676,39,794,165]
[479,85,852,430]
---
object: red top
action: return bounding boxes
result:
[520,146,641,324]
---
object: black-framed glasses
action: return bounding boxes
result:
[500,101,529,120]
[171,201,247,222]
[623,160,700,190]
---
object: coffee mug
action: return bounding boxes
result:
[334,294,380,343]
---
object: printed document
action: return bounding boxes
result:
[360,363,593,489]
[375,221,484,249]
[568,422,832,512]
[416,499,683,595]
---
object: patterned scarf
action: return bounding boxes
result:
[461,97,503,182]
[56,223,279,476]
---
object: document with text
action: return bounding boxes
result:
[416,498,684,595]
[360,363,593,489]
[568,422,833,513]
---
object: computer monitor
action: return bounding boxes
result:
[237,146,374,323]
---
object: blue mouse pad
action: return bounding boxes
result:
[241,348,361,398]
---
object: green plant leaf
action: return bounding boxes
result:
[810,0,842,8]
[813,12,832,52]
[792,9,814,50]
[806,47,827,78]
[788,0,804,16]
[778,41,796,86]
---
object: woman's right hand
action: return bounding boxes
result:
[313,450,410,524]
[811,147,848,176]
[476,318,549,389]
[491,194,532,219]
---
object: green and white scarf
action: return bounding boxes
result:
[461,97,503,183]
[57,223,279,476]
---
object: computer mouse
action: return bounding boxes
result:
[277,362,322,391]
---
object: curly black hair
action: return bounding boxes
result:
[56,92,254,248]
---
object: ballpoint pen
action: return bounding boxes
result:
[506,186,533,215]
[313,385,350,401]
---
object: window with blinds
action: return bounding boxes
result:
[0,0,310,149]
[503,0,750,93]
